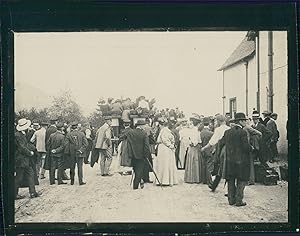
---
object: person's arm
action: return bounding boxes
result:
[79,134,88,154]
[85,129,91,140]
[16,134,34,156]
[30,131,37,144]
[144,135,152,158]
[53,136,65,154]
[241,130,251,152]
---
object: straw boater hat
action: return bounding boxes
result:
[123,119,131,123]
[252,110,260,118]
[234,112,248,121]
[16,118,31,131]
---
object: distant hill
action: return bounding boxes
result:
[15,80,53,111]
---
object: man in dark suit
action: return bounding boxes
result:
[200,117,214,186]
[65,122,88,185]
[221,113,251,207]
[47,122,67,185]
[268,113,280,162]
[124,120,152,190]
[252,111,272,167]
[15,118,40,199]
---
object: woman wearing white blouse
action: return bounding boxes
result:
[154,121,178,186]
[184,115,203,183]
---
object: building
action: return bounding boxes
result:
[218,31,288,156]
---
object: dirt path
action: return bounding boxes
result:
[15,155,288,223]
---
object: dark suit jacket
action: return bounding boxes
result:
[64,129,88,158]
[253,122,272,162]
[200,127,214,156]
[221,125,251,181]
[125,128,151,160]
[47,131,65,158]
[46,125,57,150]
[267,119,279,142]
[15,131,33,168]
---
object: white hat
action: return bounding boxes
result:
[16,118,31,131]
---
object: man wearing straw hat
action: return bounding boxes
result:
[15,118,41,199]
[220,112,251,207]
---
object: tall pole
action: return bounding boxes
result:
[245,61,249,116]
[222,70,225,115]
[256,31,260,113]
[268,31,274,112]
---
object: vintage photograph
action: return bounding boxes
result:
[14,31,288,223]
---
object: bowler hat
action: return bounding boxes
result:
[262,110,271,115]
[202,117,210,125]
[16,118,32,131]
[56,122,64,129]
[40,121,49,126]
[271,113,278,117]
[135,120,146,126]
[234,112,248,121]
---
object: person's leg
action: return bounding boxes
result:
[99,150,105,175]
[36,152,42,178]
[235,179,247,206]
[40,153,46,178]
[104,151,113,175]
[133,159,145,189]
[249,153,255,185]
[15,167,25,198]
[77,157,84,184]
[227,178,236,205]
[24,166,37,195]
[49,156,56,184]
[69,156,76,185]
[57,157,65,184]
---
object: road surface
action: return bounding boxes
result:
[15,155,288,223]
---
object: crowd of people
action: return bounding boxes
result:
[15,98,281,207]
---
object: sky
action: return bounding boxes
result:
[14,31,246,117]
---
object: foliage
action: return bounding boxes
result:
[48,90,85,124]
[15,107,49,123]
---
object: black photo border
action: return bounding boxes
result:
[1,1,299,235]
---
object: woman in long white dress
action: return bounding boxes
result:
[154,121,178,186]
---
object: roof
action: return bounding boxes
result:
[218,37,255,71]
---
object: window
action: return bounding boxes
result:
[229,97,237,118]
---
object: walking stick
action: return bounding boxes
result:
[145,157,163,189]
[130,170,134,186]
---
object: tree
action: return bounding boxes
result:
[15,107,49,123]
[48,90,85,124]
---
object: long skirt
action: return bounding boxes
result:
[154,144,178,186]
[117,142,132,173]
[178,140,189,169]
[184,145,204,183]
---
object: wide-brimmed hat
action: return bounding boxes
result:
[104,116,112,121]
[190,114,201,121]
[123,119,131,123]
[71,121,78,128]
[135,120,146,126]
[16,118,31,131]
[234,112,248,121]
[252,110,260,118]
[50,116,58,122]
[262,110,271,115]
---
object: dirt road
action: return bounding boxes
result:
[15,155,288,223]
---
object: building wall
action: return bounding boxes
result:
[223,57,256,117]
[259,31,288,156]
[223,31,287,156]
